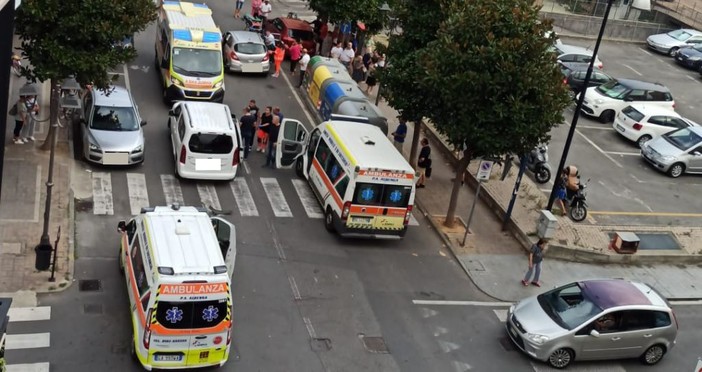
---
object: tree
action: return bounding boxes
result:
[15,0,156,149]
[416,0,571,227]
[308,0,385,33]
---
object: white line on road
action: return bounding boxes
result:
[669,299,702,306]
[532,362,625,372]
[261,177,293,217]
[408,213,420,226]
[230,178,258,216]
[452,361,472,372]
[575,129,623,168]
[126,173,149,216]
[412,300,513,307]
[243,160,251,175]
[160,174,184,206]
[196,183,221,211]
[269,221,287,261]
[493,309,508,322]
[438,340,460,353]
[291,179,323,218]
[288,276,302,300]
[686,75,700,83]
[577,125,614,130]
[622,63,643,76]
[122,63,131,91]
[638,47,652,56]
[5,333,50,350]
[303,317,317,339]
[6,363,51,372]
[92,172,114,215]
[7,306,51,322]
[281,66,316,130]
[540,188,552,192]
[603,151,640,156]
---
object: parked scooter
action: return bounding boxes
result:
[568,178,589,222]
[243,13,263,33]
[525,145,551,184]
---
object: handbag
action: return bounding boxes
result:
[425,166,432,178]
[8,103,17,116]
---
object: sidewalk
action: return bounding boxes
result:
[374,98,702,302]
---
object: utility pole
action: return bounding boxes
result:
[0,2,17,203]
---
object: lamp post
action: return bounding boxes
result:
[375,2,394,106]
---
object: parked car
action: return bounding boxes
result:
[552,44,603,69]
[641,126,702,177]
[564,68,614,96]
[673,44,702,70]
[264,17,316,57]
[647,28,702,56]
[223,30,270,75]
[78,86,146,165]
[614,104,698,148]
[506,279,678,369]
[579,79,675,123]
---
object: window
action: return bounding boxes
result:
[647,90,669,101]
[334,176,349,198]
[558,54,577,62]
[382,185,412,208]
[324,157,345,184]
[188,133,234,154]
[155,299,229,329]
[307,129,321,159]
[130,238,150,297]
[593,72,610,83]
[225,33,234,47]
[353,183,382,205]
[352,183,412,208]
[172,47,222,76]
[235,42,266,54]
[625,89,647,101]
[272,19,284,32]
[126,220,137,244]
[619,310,662,331]
[596,81,628,99]
[289,29,314,41]
[664,128,702,150]
[140,291,151,312]
[315,139,333,170]
[622,106,644,122]
[91,106,139,131]
[177,116,186,141]
[537,283,603,330]
[575,54,592,63]
[83,93,93,118]
[647,116,673,127]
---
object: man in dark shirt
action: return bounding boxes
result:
[239,107,257,159]
[264,115,281,168]
[391,118,407,153]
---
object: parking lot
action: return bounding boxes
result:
[546,37,702,226]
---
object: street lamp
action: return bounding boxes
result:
[35,77,82,272]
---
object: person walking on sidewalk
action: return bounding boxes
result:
[522,238,548,287]
[259,0,272,25]
[234,0,245,18]
[297,48,310,87]
[263,115,281,168]
[12,96,28,144]
[416,138,431,188]
[391,118,407,153]
[239,106,257,159]
[21,94,39,142]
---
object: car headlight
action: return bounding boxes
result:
[526,333,550,345]
[688,56,702,61]
[89,141,101,151]
[659,155,676,162]
[594,98,604,104]
[213,81,223,89]
[131,145,143,153]
[170,76,183,87]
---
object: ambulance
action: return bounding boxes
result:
[117,204,237,370]
[156,1,225,103]
[275,118,417,239]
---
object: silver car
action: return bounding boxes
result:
[222,31,270,74]
[647,28,702,56]
[506,279,677,369]
[641,126,702,178]
[79,86,146,165]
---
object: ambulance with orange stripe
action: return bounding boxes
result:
[275,118,417,239]
[117,204,237,370]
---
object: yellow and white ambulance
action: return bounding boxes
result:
[117,205,236,370]
[156,1,225,103]
[275,118,417,239]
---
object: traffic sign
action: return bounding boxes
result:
[476,160,494,182]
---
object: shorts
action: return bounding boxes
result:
[418,166,426,177]
[236,1,244,9]
[556,187,567,201]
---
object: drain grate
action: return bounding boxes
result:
[79,279,102,292]
[498,336,516,351]
[83,303,104,314]
[310,338,332,352]
[359,335,389,354]
[74,198,94,212]
[607,232,681,250]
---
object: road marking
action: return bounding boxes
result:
[243,160,251,175]
[6,363,51,372]
[280,65,316,130]
[7,306,51,322]
[291,179,323,218]
[588,210,702,217]
[288,276,302,300]
[638,47,652,56]
[434,326,448,337]
[532,362,625,372]
[622,63,643,76]
[413,300,512,307]
[261,177,293,217]
[160,174,184,206]
[670,299,702,305]
[418,307,439,318]
[577,125,614,130]
[452,361,472,372]
[686,75,700,83]
[92,172,114,215]
[230,178,259,216]
[539,188,552,192]
[122,63,131,91]
[493,309,508,322]
[126,173,149,215]
[303,317,317,338]
[408,213,420,226]
[270,221,287,260]
[196,183,221,211]
[574,128,623,168]
[438,340,460,353]
[5,333,50,350]
[602,151,640,156]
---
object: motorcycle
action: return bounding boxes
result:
[243,13,263,33]
[568,178,589,222]
[11,53,21,76]
[525,145,551,184]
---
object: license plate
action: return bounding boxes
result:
[616,124,625,132]
[195,158,222,171]
[350,216,372,224]
[242,64,263,73]
[102,152,129,165]
[155,354,183,362]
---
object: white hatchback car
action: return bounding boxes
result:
[580,79,675,123]
[613,104,698,148]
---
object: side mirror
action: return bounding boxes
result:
[168,109,175,117]
[589,329,600,337]
[623,97,633,102]
[117,220,127,232]
[693,151,702,156]
[140,120,147,127]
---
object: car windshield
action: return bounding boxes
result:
[667,29,692,42]
[622,106,645,122]
[595,80,628,99]
[235,42,267,54]
[692,45,702,52]
[289,28,314,41]
[90,106,139,131]
[663,128,702,150]
[172,48,222,77]
[155,299,228,329]
[352,183,412,208]
[537,283,603,330]
[188,133,234,154]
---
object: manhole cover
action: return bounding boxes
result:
[75,198,94,212]
[79,279,102,292]
[498,336,516,351]
[83,303,104,314]
[359,335,389,354]
[310,338,332,352]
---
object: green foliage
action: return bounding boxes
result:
[15,0,157,89]
[416,0,571,159]
[308,0,386,32]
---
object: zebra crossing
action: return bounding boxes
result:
[4,306,51,372]
[87,172,421,226]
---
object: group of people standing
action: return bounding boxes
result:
[262,31,310,85]
[238,99,284,168]
[329,41,384,95]
[10,94,39,145]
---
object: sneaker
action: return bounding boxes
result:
[521,280,529,286]
[13,138,23,144]
[531,281,541,287]
[27,136,35,142]
[21,138,29,143]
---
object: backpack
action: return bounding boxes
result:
[8,103,17,116]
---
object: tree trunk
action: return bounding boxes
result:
[40,81,60,151]
[408,119,421,168]
[444,149,472,228]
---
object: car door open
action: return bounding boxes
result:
[276,118,308,169]
[211,217,237,278]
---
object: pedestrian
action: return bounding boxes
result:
[272,42,285,77]
[11,95,28,144]
[257,106,273,152]
[362,51,372,70]
[339,42,355,70]
[416,138,431,188]
[239,106,257,159]
[263,114,281,168]
[234,0,245,18]
[351,54,365,84]
[297,48,310,87]
[251,0,262,18]
[364,58,377,95]
[287,40,302,75]
[260,0,272,24]
[273,106,284,122]
[21,95,39,142]
[522,238,548,287]
[330,41,343,60]
[391,117,407,154]
[247,99,260,120]
[264,30,276,50]
[555,169,569,216]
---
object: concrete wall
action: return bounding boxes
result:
[541,11,675,42]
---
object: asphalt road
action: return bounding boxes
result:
[545,37,702,226]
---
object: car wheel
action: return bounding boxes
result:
[295,158,305,178]
[640,344,666,365]
[668,47,679,57]
[667,162,685,178]
[547,348,574,369]
[324,207,336,232]
[599,110,615,123]
[637,134,652,149]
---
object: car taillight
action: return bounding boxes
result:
[262,53,269,62]
[597,62,603,69]
[404,205,413,225]
[341,201,351,221]
[672,102,676,109]
[179,145,187,164]
[143,309,153,349]
[633,123,642,130]
[233,148,240,166]
[230,51,239,61]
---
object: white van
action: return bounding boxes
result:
[275,119,417,239]
[168,101,243,180]
[117,204,237,370]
